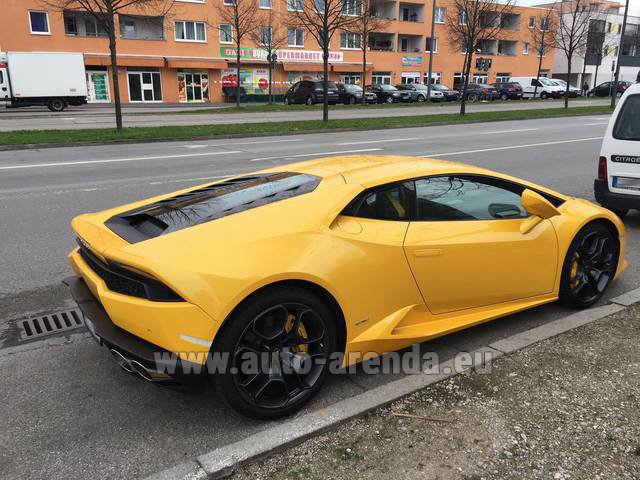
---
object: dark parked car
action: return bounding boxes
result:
[284,80,339,105]
[395,83,445,102]
[588,81,631,97]
[336,83,377,104]
[431,84,459,101]
[366,84,403,103]
[491,81,523,100]
[465,83,500,101]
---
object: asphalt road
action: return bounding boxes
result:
[1,114,638,480]
[0,98,609,131]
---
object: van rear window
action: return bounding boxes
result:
[613,94,640,141]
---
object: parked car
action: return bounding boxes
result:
[588,81,631,98]
[366,84,403,103]
[491,81,524,100]
[284,80,339,105]
[395,83,444,102]
[510,76,564,99]
[465,83,499,101]
[550,79,581,97]
[594,82,640,217]
[431,84,460,101]
[336,83,377,104]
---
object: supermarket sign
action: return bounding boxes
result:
[220,47,343,63]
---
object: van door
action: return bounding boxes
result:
[0,64,10,100]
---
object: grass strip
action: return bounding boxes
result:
[0,105,612,148]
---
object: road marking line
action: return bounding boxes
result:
[250,148,383,162]
[337,138,419,146]
[183,138,303,149]
[422,137,603,157]
[481,128,539,135]
[0,151,243,170]
[583,122,610,126]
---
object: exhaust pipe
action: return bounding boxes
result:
[109,348,171,382]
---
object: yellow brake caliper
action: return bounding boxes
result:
[284,314,309,353]
[570,252,581,289]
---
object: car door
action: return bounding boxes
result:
[403,175,558,314]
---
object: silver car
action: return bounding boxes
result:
[395,83,445,102]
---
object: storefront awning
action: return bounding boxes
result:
[282,63,325,72]
[166,59,227,69]
[83,55,165,67]
[331,63,372,73]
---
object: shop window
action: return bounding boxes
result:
[340,74,361,85]
[29,11,50,34]
[372,72,391,85]
[178,72,210,103]
[495,73,511,83]
[423,72,441,84]
[175,20,206,41]
[128,69,162,102]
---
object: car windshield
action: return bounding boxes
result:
[379,85,397,91]
[413,84,429,90]
[613,94,640,141]
[345,84,362,92]
[433,84,450,91]
[540,78,556,86]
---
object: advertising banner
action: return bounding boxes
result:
[220,47,343,63]
[402,56,423,67]
[221,68,270,94]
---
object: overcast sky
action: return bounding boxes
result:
[517,0,640,15]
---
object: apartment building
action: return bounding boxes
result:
[0,0,555,104]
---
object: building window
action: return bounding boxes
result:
[523,42,529,55]
[260,0,272,7]
[29,11,50,34]
[423,72,442,84]
[372,72,391,84]
[425,37,438,53]
[453,72,466,89]
[64,15,78,35]
[223,0,237,5]
[287,0,304,12]
[260,26,272,45]
[175,20,206,41]
[434,7,446,24]
[458,10,467,25]
[495,72,511,82]
[340,32,362,49]
[127,69,162,102]
[288,28,304,47]
[537,44,547,57]
[341,0,362,16]
[219,24,233,44]
[528,16,535,28]
[340,74,361,84]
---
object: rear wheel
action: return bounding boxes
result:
[559,223,618,309]
[540,92,548,99]
[284,96,290,105]
[348,95,356,105]
[213,287,337,419]
[47,98,66,112]
[501,93,509,101]
[385,96,394,104]
[468,93,479,102]
[305,96,314,106]
[416,94,425,102]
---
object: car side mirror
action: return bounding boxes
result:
[520,189,561,234]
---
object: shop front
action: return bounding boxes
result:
[178,71,209,103]
[85,68,110,102]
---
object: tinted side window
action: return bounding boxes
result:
[347,182,414,221]
[613,94,640,141]
[415,175,528,221]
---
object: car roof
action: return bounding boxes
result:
[625,82,640,94]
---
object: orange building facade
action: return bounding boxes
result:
[0,0,556,104]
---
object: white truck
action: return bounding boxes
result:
[0,52,88,112]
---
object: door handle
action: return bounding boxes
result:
[413,248,443,257]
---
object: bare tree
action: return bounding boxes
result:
[446,0,516,115]
[347,0,389,104]
[290,0,361,121]
[529,7,557,98]
[215,0,259,107]
[248,8,288,104]
[554,0,595,108]
[42,0,174,130]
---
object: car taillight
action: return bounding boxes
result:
[622,84,627,90]
[598,156,607,180]
[508,87,515,92]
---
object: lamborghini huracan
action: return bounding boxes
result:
[66,155,627,418]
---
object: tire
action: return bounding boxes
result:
[416,94,425,103]
[559,223,619,309]
[305,96,314,106]
[540,92,548,100]
[501,93,508,101]
[213,287,338,419]
[284,96,290,105]
[47,98,66,112]
[348,95,356,105]
[468,93,479,102]
[385,96,394,104]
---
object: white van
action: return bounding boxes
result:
[594,82,640,217]
[510,76,564,99]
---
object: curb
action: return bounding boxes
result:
[145,287,640,480]
[0,109,611,152]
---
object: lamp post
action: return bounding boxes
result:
[426,0,437,101]
[610,0,630,108]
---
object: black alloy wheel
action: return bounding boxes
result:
[501,93,509,101]
[417,94,425,102]
[305,96,314,105]
[385,95,394,104]
[560,223,618,308]
[214,287,337,419]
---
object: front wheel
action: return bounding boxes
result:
[284,96,290,105]
[385,96,394,104]
[213,287,337,419]
[348,95,356,105]
[540,92,548,100]
[47,98,67,112]
[501,93,508,101]
[305,96,314,106]
[559,223,618,309]
[416,94,425,103]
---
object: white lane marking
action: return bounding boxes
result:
[183,138,303,149]
[480,128,539,135]
[250,148,383,162]
[0,151,242,171]
[583,121,610,126]
[337,137,419,146]
[184,144,209,149]
[422,137,603,157]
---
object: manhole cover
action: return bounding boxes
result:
[19,308,84,341]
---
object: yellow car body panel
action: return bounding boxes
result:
[69,155,627,366]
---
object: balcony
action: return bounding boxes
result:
[398,34,423,53]
[477,39,497,55]
[369,32,395,51]
[119,15,165,40]
[399,3,424,22]
[63,11,108,37]
[500,13,520,30]
[370,0,397,20]
[497,40,517,56]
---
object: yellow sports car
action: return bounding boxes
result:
[66,155,626,418]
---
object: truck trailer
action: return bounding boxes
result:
[0,52,88,111]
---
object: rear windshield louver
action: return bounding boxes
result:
[105,172,320,243]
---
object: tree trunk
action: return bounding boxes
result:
[361,45,367,105]
[565,56,571,109]
[107,11,122,131]
[459,51,473,115]
[268,57,273,105]
[322,47,329,122]
[593,59,600,89]
[236,48,241,108]
[533,31,545,99]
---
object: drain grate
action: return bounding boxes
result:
[19,308,85,341]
